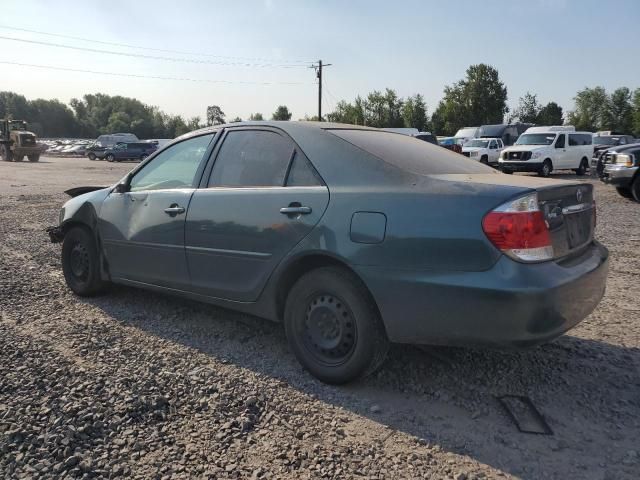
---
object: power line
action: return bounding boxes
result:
[0,35,310,68]
[0,60,311,86]
[0,24,313,64]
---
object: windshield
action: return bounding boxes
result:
[516,133,556,145]
[9,121,26,131]
[593,136,619,145]
[455,128,477,138]
[466,139,490,148]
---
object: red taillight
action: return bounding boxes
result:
[482,193,554,262]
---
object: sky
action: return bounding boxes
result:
[1,0,639,122]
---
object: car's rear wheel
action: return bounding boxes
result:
[631,177,640,203]
[61,226,108,296]
[28,155,39,162]
[502,169,513,174]
[106,154,115,162]
[284,266,389,384]
[574,158,588,176]
[88,153,96,161]
[539,160,552,177]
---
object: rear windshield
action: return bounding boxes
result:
[593,136,619,145]
[329,129,496,175]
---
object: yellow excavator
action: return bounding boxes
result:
[0,118,43,162]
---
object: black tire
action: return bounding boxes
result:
[539,160,552,177]
[616,187,633,199]
[28,155,39,162]
[88,153,96,161]
[632,177,640,203]
[106,154,115,162]
[140,153,148,161]
[502,169,513,174]
[284,266,389,384]
[480,155,488,164]
[574,158,588,176]
[0,145,13,162]
[14,154,24,162]
[61,226,107,296]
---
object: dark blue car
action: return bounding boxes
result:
[48,122,608,384]
[104,142,157,162]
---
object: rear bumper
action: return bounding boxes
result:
[601,165,638,188]
[356,241,609,347]
[499,161,543,172]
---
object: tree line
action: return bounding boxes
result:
[0,90,295,139]
[1,63,639,138]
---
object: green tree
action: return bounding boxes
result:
[206,105,225,126]
[249,112,264,121]
[511,92,540,123]
[229,116,242,123]
[431,64,508,135]
[632,88,640,137]
[402,94,428,131]
[608,87,633,133]
[272,105,292,121]
[567,86,610,131]
[536,102,564,125]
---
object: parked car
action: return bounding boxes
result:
[591,134,636,176]
[439,136,463,154]
[104,142,157,162]
[599,143,640,201]
[47,122,608,384]
[461,137,504,165]
[499,126,593,177]
[95,133,139,147]
[453,126,480,145]
[478,123,533,147]
[412,132,438,145]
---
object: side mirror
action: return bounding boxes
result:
[114,175,131,193]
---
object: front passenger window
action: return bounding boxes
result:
[555,134,565,148]
[129,134,213,192]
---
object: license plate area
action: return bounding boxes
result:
[564,210,592,249]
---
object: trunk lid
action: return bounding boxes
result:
[537,183,595,258]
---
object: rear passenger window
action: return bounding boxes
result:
[209,130,293,187]
[286,155,323,186]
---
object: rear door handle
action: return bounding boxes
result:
[280,206,312,215]
[164,205,185,216]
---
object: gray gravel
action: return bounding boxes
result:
[1,157,639,479]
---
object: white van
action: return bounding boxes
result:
[498,126,593,177]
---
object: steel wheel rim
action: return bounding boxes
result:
[70,242,90,281]
[302,294,357,366]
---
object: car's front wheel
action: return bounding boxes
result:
[61,226,108,296]
[539,160,552,177]
[284,266,389,384]
[616,187,633,199]
[88,153,96,161]
[632,177,640,203]
[106,154,115,162]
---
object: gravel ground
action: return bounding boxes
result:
[1,156,639,479]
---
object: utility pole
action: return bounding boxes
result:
[311,60,331,120]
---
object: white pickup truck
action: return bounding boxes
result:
[461,138,504,165]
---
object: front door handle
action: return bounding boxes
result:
[164,204,185,216]
[280,206,312,215]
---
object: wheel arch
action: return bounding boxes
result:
[273,252,382,323]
